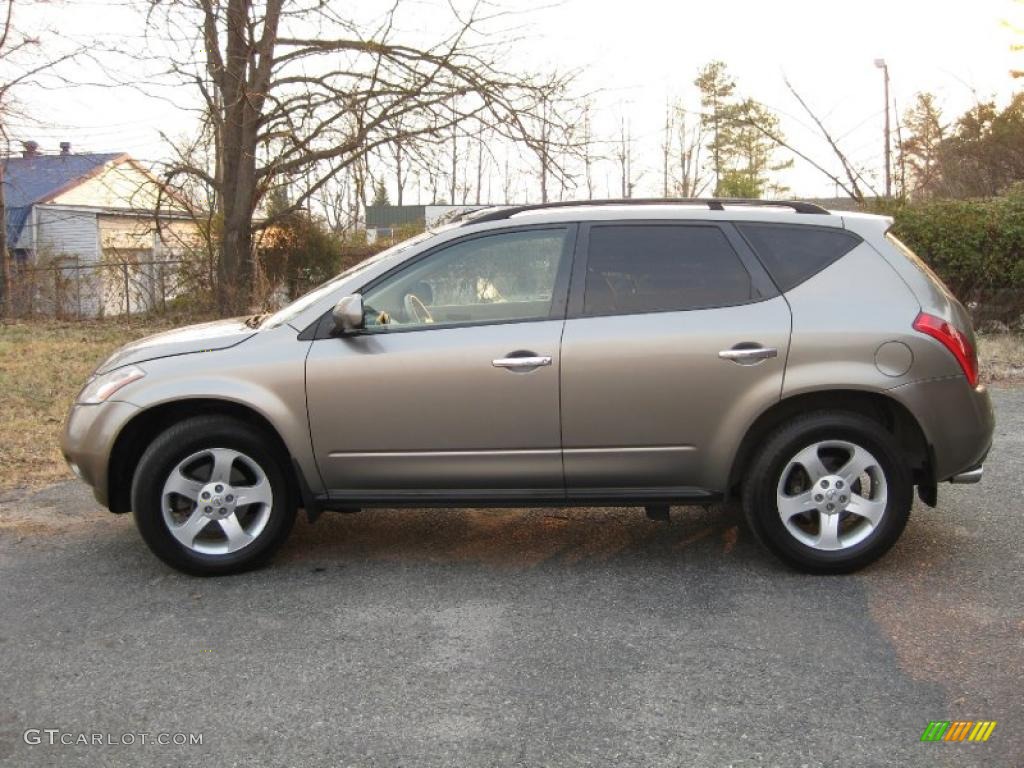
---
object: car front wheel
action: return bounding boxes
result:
[131,415,296,575]
[743,411,913,574]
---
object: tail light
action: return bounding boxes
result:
[913,312,979,387]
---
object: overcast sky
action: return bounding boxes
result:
[9,0,1023,200]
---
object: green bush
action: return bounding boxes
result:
[890,186,1024,326]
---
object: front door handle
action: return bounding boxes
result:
[492,355,552,370]
[718,346,778,364]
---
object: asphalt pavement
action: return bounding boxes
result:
[1,388,1021,768]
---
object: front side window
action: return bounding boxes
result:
[260,228,442,329]
[583,224,755,315]
[362,228,568,330]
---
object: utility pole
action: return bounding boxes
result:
[874,59,892,198]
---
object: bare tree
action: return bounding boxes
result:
[146,0,577,314]
[579,100,597,199]
[673,106,708,197]
[501,152,515,203]
[661,104,673,197]
[473,127,487,205]
[383,114,410,207]
[447,96,461,205]
[738,80,880,203]
[0,0,85,314]
[656,100,711,198]
[520,80,581,204]
[617,114,633,198]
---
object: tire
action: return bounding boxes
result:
[131,415,296,576]
[742,411,912,574]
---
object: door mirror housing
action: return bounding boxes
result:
[332,294,364,334]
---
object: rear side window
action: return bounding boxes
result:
[737,224,861,291]
[583,224,755,315]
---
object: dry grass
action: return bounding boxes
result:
[0,318,187,490]
[978,333,1024,383]
[0,320,1020,493]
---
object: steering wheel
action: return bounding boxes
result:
[403,292,434,324]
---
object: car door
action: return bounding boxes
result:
[559,221,791,498]
[305,225,575,501]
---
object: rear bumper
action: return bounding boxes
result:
[888,375,995,482]
[949,465,984,484]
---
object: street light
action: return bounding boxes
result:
[874,58,891,198]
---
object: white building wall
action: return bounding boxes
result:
[52,159,161,210]
[33,206,99,263]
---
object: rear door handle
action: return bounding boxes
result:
[718,346,778,364]
[492,356,552,370]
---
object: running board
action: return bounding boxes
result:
[316,486,719,509]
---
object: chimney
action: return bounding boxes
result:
[60,142,71,156]
[22,140,40,158]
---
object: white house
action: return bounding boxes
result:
[3,141,199,316]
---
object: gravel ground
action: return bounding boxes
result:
[0,388,1021,768]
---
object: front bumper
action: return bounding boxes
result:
[61,400,139,508]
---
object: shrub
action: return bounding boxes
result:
[891,186,1024,326]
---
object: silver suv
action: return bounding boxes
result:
[62,199,994,575]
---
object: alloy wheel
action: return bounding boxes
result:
[775,440,888,551]
[161,447,274,555]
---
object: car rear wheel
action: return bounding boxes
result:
[131,415,296,575]
[743,411,912,574]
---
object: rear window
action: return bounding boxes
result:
[583,224,755,315]
[737,224,861,291]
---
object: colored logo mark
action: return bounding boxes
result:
[921,721,997,742]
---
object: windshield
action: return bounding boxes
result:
[260,228,443,329]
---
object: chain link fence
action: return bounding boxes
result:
[2,258,195,320]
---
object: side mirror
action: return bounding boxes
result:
[332,294,364,334]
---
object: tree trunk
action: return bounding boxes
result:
[219,203,254,314]
[395,141,404,206]
[475,136,483,205]
[0,162,8,317]
[449,101,458,203]
[218,113,257,313]
[540,147,549,203]
[662,106,671,197]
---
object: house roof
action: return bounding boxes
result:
[3,152,125,246]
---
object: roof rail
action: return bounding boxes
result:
[463,197,830,225]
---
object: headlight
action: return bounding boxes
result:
[78,365,146,404]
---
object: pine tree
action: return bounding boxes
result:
[900,93,945,198]
[371,181,391,208]
[694,61,737,192]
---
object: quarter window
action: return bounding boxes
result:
[583,224,755,315]
[737,224,861,291]
[362,228,568,330]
